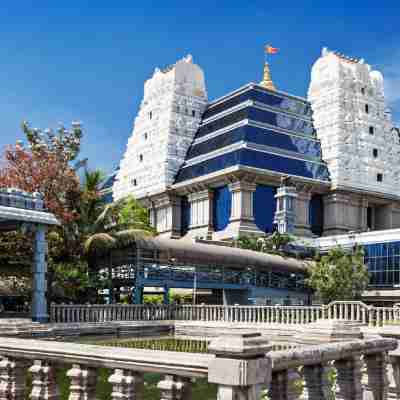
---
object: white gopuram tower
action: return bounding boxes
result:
[113,55,207,201]
[308,48,400,197]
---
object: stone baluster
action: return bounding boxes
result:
[158,375,191,400]
[302,364,331,400]
[333,356,362,400]
[29,360,59,400]
[67,364,97,400]
[0,357,29,400]
[109,369,144,400]
[388,355,400,399]
[364,352,389,400]
[208,333,272,400]
[269,368,302,400]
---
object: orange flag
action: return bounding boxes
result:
[265,45,279,54]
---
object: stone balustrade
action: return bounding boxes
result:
[0,335,397,400]
[51,301,400,327]
[51,304,174,323]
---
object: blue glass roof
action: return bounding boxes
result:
[175,84,330,184]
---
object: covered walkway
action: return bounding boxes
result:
[87,234,311,305]
[0,188,58,322]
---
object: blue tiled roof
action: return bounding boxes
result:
[98,168,119,191]
[175,84,330,184]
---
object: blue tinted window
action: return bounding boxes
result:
[213,186,231,231]
[309,194,324,236]
[181,196,190,235]
[254,185,277,234]
[363,241,400,287]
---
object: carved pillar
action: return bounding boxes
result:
[109,369,144,400]
[294,191,313,237]
[273,186,298,235]
[157,375,191,400]
[29,360,59,400]
[151,193,181,238]
[222,181,263,238]
[302,364,331,400]
[186,189,214,239]
[364,352,389,400]
[269,369,302,400]
[208,333,272,400]
[322,192,351,236]
[32,224,49,323]
[67,364,97,400]
[0,358,29,400]
[334,356,363,400]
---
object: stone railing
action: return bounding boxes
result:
[50,303,174,323]
[50,301,400,327]
[0,334,397,400]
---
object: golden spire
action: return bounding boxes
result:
[260,62,276,90]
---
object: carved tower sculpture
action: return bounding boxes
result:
[113,55,207,201]
[308,48,400,197]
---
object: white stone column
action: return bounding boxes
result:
[152,194,181,238]
[185,189,213,239]
[222,181,263,238]
[208,333,272,400]
[274,186,298,235]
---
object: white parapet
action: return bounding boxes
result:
[308,48,400,197]
[113,55,208,201]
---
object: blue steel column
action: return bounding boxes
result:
[32,224,49,323]
[163,286,169,304]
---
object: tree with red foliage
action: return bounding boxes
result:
[0,121,83,223]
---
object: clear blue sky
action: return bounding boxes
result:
[0,1,399,174]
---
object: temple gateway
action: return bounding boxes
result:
[103,47,400,304]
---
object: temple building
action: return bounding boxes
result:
[111,47,400,303]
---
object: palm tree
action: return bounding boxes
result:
[84,195,156,256]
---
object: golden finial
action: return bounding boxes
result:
[260,44,278,90]
[260,62,276,90]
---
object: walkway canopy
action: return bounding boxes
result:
[87,232,310,303]
[0,188,59,322]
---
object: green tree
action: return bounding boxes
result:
[306,246,369,304]
[237,232,293,254]
[84,195,155,255]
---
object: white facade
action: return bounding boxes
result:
[308,48,400,196]
[113,55,207,201]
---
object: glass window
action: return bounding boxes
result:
[369,126,374,135]
[365,104,369,114]
[373,149,378,158]
[377,173,383,182]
